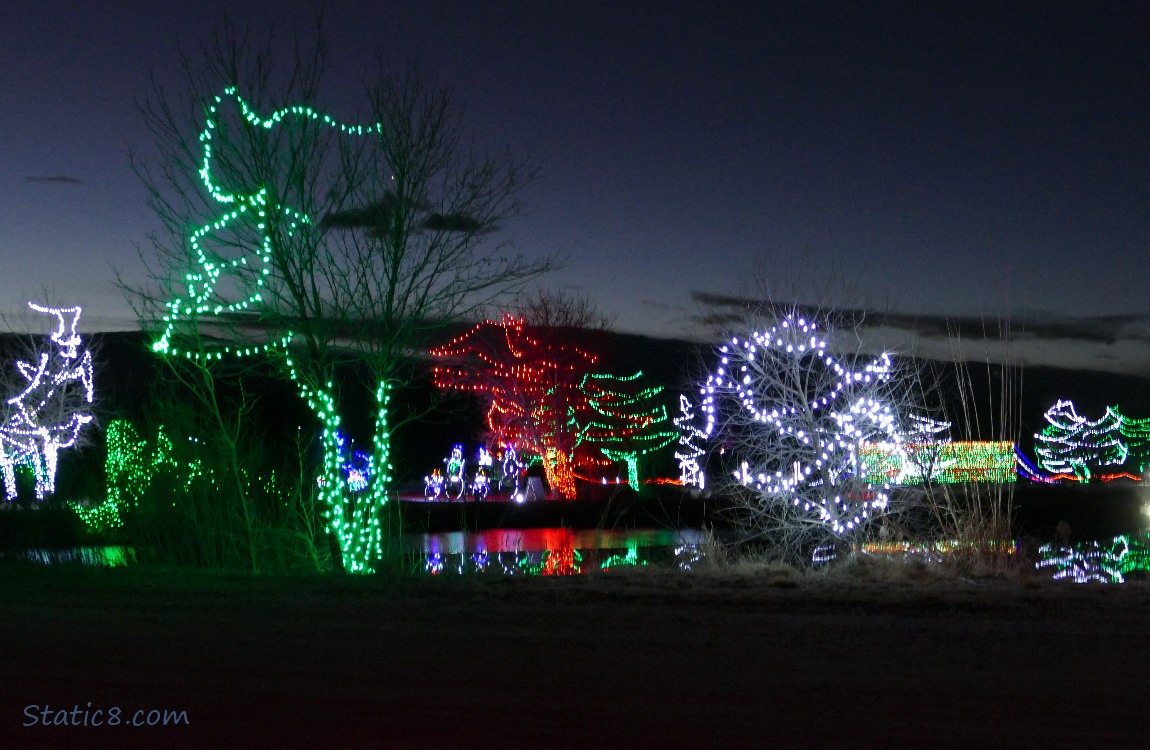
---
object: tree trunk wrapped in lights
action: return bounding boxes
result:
[125,22,552,572]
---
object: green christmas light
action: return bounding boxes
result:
[576,371,677,488]
[601,544,646,571]
[1032,400,1150,482]
[856,441,1017,484]
[150,87,393,573]
[1038,534,1150,583]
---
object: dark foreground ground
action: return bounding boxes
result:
[1,563,1148,749]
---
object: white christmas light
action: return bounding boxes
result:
[0,303,95,500]
[701,313,902,536]
[674,394,707,489]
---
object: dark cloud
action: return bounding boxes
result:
[690,290,1150,345]
[321,193,487,236]
[24,175,84,185]
[689,289,1150,377]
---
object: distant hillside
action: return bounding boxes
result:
[6,328,1149,486]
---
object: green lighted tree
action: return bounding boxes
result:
[123,21,552,572]
[576,371,677,489]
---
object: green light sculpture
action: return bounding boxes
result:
[149,88,392,572]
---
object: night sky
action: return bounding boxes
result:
[3,1,1149,372]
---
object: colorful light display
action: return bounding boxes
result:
[600,544,646,571]
[152,87,380,361]
[70,419,183,533]
[856,441,1017,484]
[701,313,901,536]
[1,302,95,501]
[499,445,524,494]
[424,468,445,500]
[289,359,392,572]
[576,371,677,489]
[429,314,599,498]
[1032,400,1150,482]
[1037,535,1150,583]
[443,443,466,500]
[336,433,374,493]
[470,469,491,501]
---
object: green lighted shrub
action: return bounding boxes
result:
[76,408,326,573]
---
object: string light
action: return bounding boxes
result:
[1,302,94,501]
[144,87,396,573]
[1032,400,1150,482]
[576,371,677,489]
[152,87,380,361]
[856,441,1017,484]
[430,314,599,498]
[1037,535,1150,583]
[673,394,707,489]
[700,313,901,536]
[499,445,524,494]
[335,433,374,493]
[600,544,646,571]
[424,468,445,500]
[470,468,491,501]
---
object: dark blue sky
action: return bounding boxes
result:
[3,1,1149,351]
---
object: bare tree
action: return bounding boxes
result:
[701,304,931,565]
[122,19,554,572]
[514,288,613,330]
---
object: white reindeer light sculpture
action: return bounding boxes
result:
[0,303,94,500]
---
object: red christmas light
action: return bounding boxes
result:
[430,314,599,498]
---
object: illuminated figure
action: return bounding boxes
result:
[470,468,491,501]
[424,468,445,500]
[444,444,466,500]
[674,394,707,490]
[0,302,94,501]
[500,445,524,493]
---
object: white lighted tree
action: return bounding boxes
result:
[701,310,918,561]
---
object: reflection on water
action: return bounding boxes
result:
[15,546,135,567]
[1037,533,1150,583]
[414,527,708,576]
[426,548,588,576]
[408,527,707,555]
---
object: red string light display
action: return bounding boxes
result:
[430,314,599,498]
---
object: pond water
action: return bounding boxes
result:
[406,527,707,555]
[406,527,712,576]
[4,529,710,575]
[1036,533,1150,583]
[7,546,135,567]
[20,529,1146,584]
